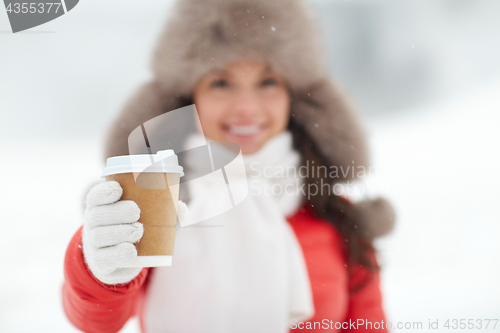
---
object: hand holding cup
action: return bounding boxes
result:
[82,180,144,285]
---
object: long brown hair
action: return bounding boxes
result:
[287,115,378,294]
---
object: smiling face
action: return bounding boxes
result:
[193,61,291,155]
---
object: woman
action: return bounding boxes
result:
[62,0,396,332]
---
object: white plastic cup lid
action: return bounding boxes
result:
[101,149,184,177]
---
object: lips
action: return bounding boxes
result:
[227,124,262,136]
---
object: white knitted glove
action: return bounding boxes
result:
[82,180,189,285]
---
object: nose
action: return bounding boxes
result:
[231,89,260,118]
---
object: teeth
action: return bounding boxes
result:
[228,124,260,136]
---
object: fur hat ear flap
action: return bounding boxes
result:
[354,197,396,238]
[290,79,370,181]
[104,81,191,160]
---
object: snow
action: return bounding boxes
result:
[0,139,140,332]
[1,79,499,332]
[369,79,500,331]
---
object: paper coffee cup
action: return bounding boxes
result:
[101,150,184,267]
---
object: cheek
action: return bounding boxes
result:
[267,93,290,131]
[195,95,227,136]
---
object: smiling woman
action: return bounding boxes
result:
[194,61,291,154]
[61,0,396,332]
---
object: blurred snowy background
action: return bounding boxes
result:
[1,0,499,332]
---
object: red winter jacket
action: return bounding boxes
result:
[62,205,387,332]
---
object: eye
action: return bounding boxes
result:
[261,78,278,87]
[210,79,229,88]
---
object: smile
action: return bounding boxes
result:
[227,124,262,136]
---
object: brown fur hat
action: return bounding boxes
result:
[151,0,326,95]
[104,0,395,238]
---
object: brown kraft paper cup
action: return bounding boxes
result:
[105,172,180,267]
